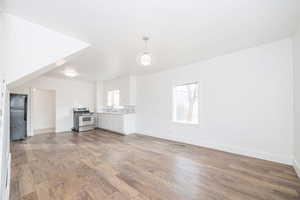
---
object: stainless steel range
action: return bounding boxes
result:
[72,108,96,132]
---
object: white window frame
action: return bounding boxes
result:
[107,90,120,107]
[172,82,199,125]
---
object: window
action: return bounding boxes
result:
[107,90,120,107]
[173,82,199,124]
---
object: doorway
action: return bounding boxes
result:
[10,94,28,141]
[32,88,56,135]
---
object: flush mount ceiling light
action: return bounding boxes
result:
[138,36,152,66]
[63,68,79,77]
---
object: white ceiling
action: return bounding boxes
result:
[3,0,300,81]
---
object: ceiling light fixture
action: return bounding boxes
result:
[56,59,67,66]
[138,36,152,66]
[63,68,79,77]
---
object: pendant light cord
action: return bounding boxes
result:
[143,36,149,53]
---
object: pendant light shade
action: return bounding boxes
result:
[140,52,152,66]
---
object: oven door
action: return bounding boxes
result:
[79,116,95,126]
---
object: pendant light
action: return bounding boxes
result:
[139,36,152,66]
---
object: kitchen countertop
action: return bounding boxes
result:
[97,112,135,115]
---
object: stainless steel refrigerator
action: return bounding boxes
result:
[10,94,27,141]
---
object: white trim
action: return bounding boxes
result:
[293,159,300,179]
[196,140,293,165]
[34,127,55,135]
[140,131,293,165]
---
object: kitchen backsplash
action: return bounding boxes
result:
[101,105,135,114]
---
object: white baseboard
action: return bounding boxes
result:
[34,127,55,135]
[293,159,300,179]
[140,131,293,165]
[194,140,293,165]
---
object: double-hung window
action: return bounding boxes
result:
[173,82,199,124]
[107,90,120,107]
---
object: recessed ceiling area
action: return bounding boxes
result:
[2,0,300,81]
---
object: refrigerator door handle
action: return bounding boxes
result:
[24,97,27,121]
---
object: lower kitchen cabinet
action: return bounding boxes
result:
[97,113,135,135]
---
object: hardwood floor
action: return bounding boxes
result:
[10,129,300,200]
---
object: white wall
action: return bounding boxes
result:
[293,28,300,175]
[0,13,5,78]
[102,76,136,106]
[0,13,89,85]
[16,76,95,132]
[136,38,294,164]
[95,81,104,111]
[129,76,137,105]
[32,89,55,132]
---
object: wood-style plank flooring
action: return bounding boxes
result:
[10,130,300,200]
